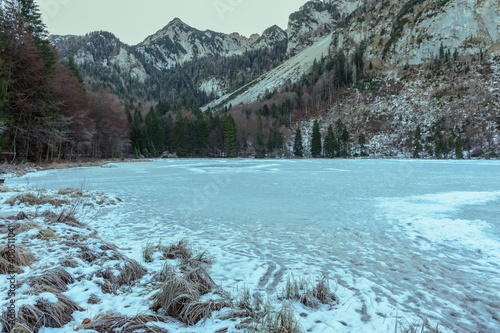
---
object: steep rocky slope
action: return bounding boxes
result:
[333,0,500,65]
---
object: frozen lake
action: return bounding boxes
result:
[13,159,500,332]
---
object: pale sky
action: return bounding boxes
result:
[35,0,309,45]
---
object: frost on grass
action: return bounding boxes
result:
[280,273,339,308]
[0,244,35,274]
[1,293,83,333]
[79,313,172,333]
[150,241,226,325]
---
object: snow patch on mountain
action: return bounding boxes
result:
[199,78,227,98]
[109,48,149,83]
[204,33,333,111]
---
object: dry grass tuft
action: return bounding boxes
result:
[94,259,146,294]
[28,267,74,293]
[0,244,35,274]
[180,300,227,325]
[2,293,83,333]
[87,294,101,304]
[57,187,83,197]
[62,240,100,263]
[5,193,39,206]
[117,258,147,286]
[59,258,79,268]
[281,273,338,308]
[80,312,172,333]
[15,211,30,220]
[163,239,193,261]
[143,241,155,263]
[151,266,200,320]
[182,264,216,295]
[261,303,303,333]
[34,228,57,240]
[0,185,14,193]
[16,220,41,234]
[40,196,70,207]
[42,210,86,228]
[4,193,70,207]
[10,322,34,333]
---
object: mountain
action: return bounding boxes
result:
[51,20,288,104]
[136,18,287,70]
[204,0,499,160]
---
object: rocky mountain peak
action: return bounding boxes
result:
[287,0,341,55]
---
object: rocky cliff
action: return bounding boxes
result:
[286,0,341,55]
[332,0,500,66]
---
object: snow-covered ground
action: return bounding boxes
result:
[2,159,500,332]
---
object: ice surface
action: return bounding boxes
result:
[7,159,500,332]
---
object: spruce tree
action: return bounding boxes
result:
[324,125,336,158]
[293,127,303,158]
[222,115,238,157]
[256,113,266,158]
[66,56,84,83]
[311,120,322,158]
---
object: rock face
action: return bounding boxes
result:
[286,0,341,55]
[136,18,287,70]
[330,0,500,66]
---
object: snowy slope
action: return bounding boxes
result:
[203,33,334,111]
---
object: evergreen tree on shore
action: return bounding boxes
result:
[293,127,303,158]
[256,113,266,158]
[324,125,336,158]
[311,120,322,158]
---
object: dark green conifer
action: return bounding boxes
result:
[311,120,322,158]
[293,127,303,158]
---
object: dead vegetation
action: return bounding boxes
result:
[1,292,83,333]
[150,240,227,325]
[57,187,83,197]
[93,258,147,294]
[4,192,70,207]
[281,273,338,308]
[79,312,173,333]
[0,244,35,274]
[28,267,74,292]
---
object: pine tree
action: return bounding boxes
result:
[222,114,238,157]
[256,113,266,158]
[311,120,322,158]
[66,56,84,83]
[293,127,303,158]
[324,125,336,158]
[455,136,463,159]
[267,122,283,156]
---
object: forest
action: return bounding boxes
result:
[0,0,130,162]
[1,0,497,162]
